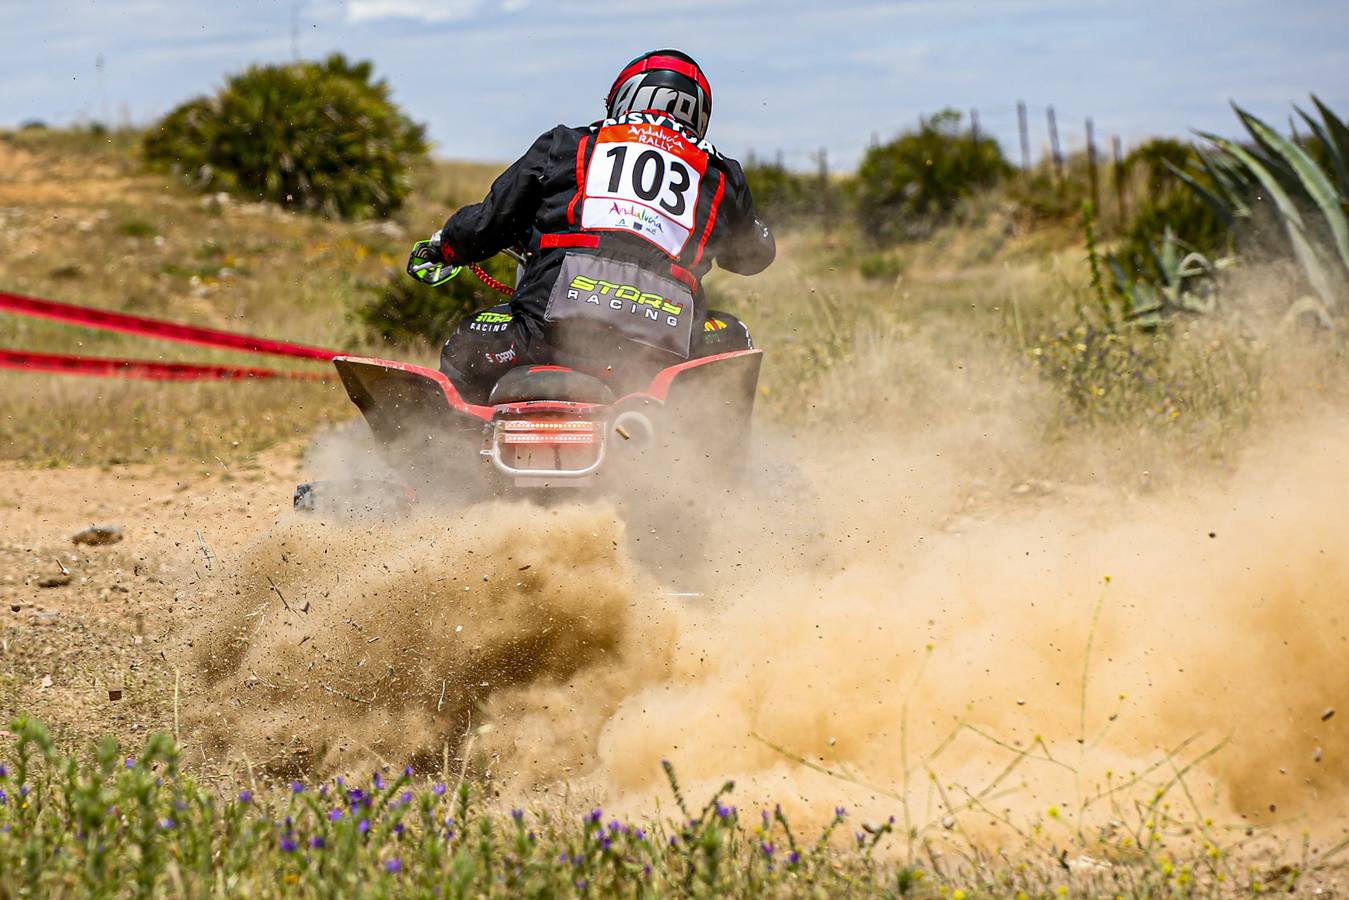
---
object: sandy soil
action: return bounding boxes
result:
[0,450,303,750]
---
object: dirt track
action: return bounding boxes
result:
[0,451,303,749]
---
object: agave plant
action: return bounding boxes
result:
[1106,228,1229,328]
[1170,96,1349,313]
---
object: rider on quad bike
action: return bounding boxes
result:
[409,49,776,402]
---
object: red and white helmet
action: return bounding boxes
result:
[606,49,712,138]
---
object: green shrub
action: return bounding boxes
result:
[856,250,905,282]
[741,155,831,230]
[144,54,428,219]
[853,109,1012,244]
[354,254,519,347]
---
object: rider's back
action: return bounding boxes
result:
[432,50,774,389]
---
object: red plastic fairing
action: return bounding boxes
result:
[630,348,763,403]
[334,355,495,421]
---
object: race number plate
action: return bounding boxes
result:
[581,124,708,258]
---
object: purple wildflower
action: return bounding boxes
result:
[0,764,7,778]
[761,841,775,857]
[643,864,652,877]
[608,820,621,833]
[160,818,176,830]
[558,852,569,864]
[601,836,612,852]
[19,785,29,798]
[238,790,252,804]
[385,857,401,874]
[855,832,866,847]
[336,776,345,787]
[125,758,135,769]
[404,765,414,777]
[669,835,679,847]
[328,809,344,822]
[347,788,365,806]
[716,804,734,820]
[280,835,298,853]
[511,808,524,823]
[290,782,304,795]
[309,836,325,850]
[762,810,771,826]
[398,791,413,806]
[319,784,329,798]
[373,772,386,791]
[432,783,446,796]
[634,828,646,841]
[788,850,801,865]
[588,808,602,824]
[575,880,588,891]
[835,806,848,819]
[393,823,404,836]
[358,819,370,835]
[175,800,188,811]
[0,790,8,805]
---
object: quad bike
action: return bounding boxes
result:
[294,245,763,513]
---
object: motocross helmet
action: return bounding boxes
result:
[606,49,712,138]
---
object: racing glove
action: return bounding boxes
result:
[406,232,461,286]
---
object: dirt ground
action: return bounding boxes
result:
[0,449,304,752]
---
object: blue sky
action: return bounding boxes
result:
[3,0,1346,170]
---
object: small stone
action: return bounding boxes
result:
[72,524,123,546]
[9,603,20,612]
[1313,747,1324,763]
[108,689,123,701]
[941,816,955,830]
[37,574,71,588]
[1321,708,1335,722]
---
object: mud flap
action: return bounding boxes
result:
[333,357,488,499]
[660,350,762,474]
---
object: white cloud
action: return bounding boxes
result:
[347,0,479,22]
[343,0,527,23]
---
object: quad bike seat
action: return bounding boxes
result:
[487,365,615,405]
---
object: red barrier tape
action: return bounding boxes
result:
[0,349,329,382]
[0,290,339,361]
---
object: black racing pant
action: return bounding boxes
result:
[440,304,753,403]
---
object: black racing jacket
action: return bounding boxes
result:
[436,112,775,348]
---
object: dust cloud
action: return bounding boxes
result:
[179,329,1349,845]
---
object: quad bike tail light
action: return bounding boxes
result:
[496,418,600,445]
[484,414,605,482]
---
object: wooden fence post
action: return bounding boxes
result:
[1017,100,1031,171]
[1086,117,1100,213]
[1047,105,1064,183]
[817,147,833,235]
[1112,134,1127,225]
